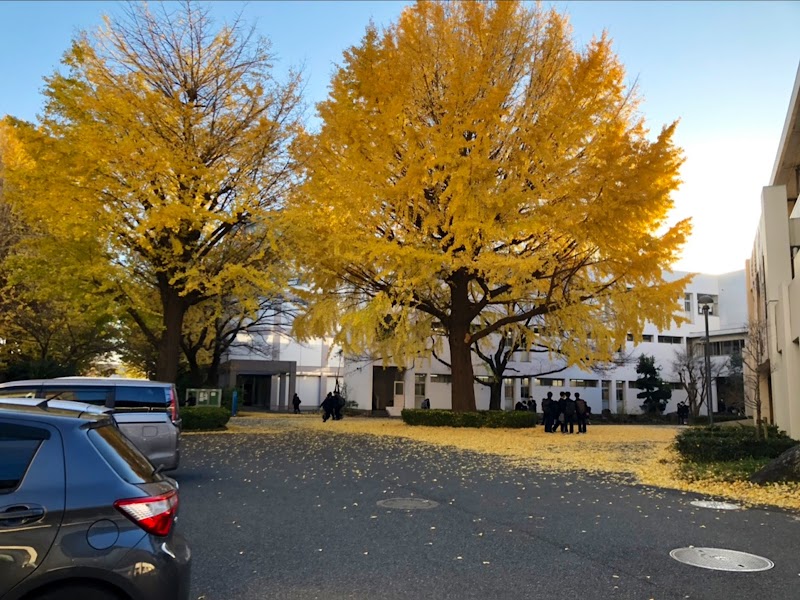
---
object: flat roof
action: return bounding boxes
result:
[772,62,800,203]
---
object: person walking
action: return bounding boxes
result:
[292,393,301,414]
[575,392,588,433]
[677,401,689,425]
[421,398,431,409]
[563,392,576,434]
[333,391,345,420]
[321,392,333,422]
[515,399,527,411]
[542,392,553,432]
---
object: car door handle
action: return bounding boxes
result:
[0,506,45,525]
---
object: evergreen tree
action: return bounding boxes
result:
[635,355,671,414]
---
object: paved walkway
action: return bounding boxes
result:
[177,427,799,600]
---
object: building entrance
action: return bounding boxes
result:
[238,374,272,408]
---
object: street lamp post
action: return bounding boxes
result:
[701,302,714,427]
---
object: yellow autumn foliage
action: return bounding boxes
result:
[282,0,691,412]
[3,3,301,381]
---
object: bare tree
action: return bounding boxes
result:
[672,343,728,421]
[741,318,774,439]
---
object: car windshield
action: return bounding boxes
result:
[87,424,160,484]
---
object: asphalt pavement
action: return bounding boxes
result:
[175,420,800,600]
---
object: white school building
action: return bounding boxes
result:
[747,61,800,440]
[219,270,747,418]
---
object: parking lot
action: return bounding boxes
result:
[177,421,800,600]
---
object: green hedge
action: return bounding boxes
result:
[181,407,231,431]
[597,412,746,425]
[674,425,797,462]
[401,409,536,428]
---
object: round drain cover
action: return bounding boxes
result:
[376,498,439,510]
[670,547,773,572]
[690,500,742,511]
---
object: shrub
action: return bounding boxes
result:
[597,412,745,425]
[674,425,797,463]
[181,407,231,431]
[401,409,535,428]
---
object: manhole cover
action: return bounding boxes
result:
[376,498,439,510]
[690,500,742,511]
[670,547,774,572]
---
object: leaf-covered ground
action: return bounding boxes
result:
[208,413,800,511]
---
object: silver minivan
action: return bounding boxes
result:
[0,377,181,470]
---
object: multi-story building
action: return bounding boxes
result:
[342,270,745,417]
[746,62,800,440]
[219,271,747,418]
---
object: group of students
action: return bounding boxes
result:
[513,391,590,433]
[542,391,590,433]
[320,391,346,421]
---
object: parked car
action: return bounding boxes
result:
[0,378,181,471]
[0,398,190,600]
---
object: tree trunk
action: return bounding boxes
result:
[155,287,186,383]
[755,386,763,440]
[449,271,476,412]
[489,381,502,411]
[207,353,221,387]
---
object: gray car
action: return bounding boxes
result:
[0,378,181,471]
[0,398,191,600]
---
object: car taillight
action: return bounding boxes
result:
[115,490,178,537]
[169,387,178,423]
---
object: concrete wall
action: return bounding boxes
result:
[747,184,800,440]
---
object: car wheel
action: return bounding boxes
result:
[33,583,123,600]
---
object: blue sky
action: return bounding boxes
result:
[1,1,799,274]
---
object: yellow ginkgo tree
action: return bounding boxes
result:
[4,2,301,382]
[283,0,690,412]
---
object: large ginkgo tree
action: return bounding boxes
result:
[4,2,301,382]
[283,0,690,412]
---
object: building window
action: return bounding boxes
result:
[521,379,530,399]
[616,387,624,413]
[601,380,610,411]
[642,334,654,342]
[684,293,692,313]
[697,294,718,315]
[539,378,564,387]
[706,339,745,356]
[626,333,634,342]
[504,378,514,399]
[430,374,452,384]
[414,374,426,398]
[658,335,683,344]
[570,379,598,388]
[629,381,640,388]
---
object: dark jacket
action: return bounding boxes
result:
[564,399,577,418]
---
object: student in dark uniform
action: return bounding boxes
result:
[321,392,333,422]
[542,392,553,432]
[556,392,567,433]
[333,391,345,420]
[575,392,588,433]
